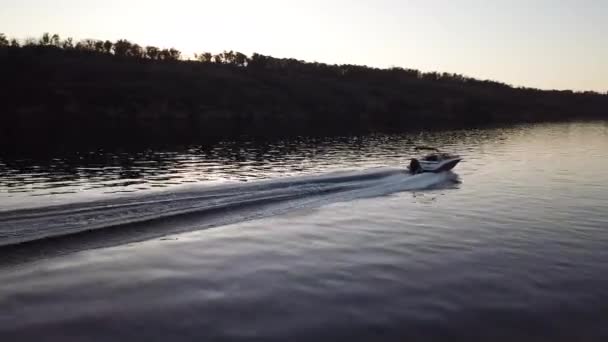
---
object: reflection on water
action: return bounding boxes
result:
[1,121,608,341]
[1,128,504,209]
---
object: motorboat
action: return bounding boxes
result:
[408,152,461,174]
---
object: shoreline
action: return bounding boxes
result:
[1,38,606,151]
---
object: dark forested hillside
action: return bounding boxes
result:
[1,33,606,149]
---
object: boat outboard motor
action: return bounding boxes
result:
[409,158,423,174]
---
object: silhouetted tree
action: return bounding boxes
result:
[0,33,8,47]
[203,52,213,62]
[74,41,85,51]
[158,48,181,61]
[234,52,248,66]
[103,40,113,54]
[24,37,37,46]
[10,39,20,48]
[219,50,236,64]
[130,44,144,58]
[94,40,105,53]
[422,72,440,81]
[75,39,93,52]
[113,39,132,57]
[195,52,213,63]
[51,34,61,47]
[169,48,181,60]
[62,37,74,49]
[249,53,270,69]
[145,46,160,60]
[159,49,170,61]
[39,32,51,46]
[389,67,419,79]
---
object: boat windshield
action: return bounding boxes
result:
[422,153,458,161]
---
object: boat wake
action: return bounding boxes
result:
[0,167,458,262]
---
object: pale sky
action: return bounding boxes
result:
[1,0,607,91]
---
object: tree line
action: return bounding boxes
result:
[0,31,606,150]
[0,32,251,65]
[4,32,604,95]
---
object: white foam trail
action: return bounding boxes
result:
[0,168,458,247]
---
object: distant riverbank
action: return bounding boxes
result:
[1,33,606,150]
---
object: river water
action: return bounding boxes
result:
[1,121,608,341]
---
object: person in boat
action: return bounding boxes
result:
[409,158,423,174]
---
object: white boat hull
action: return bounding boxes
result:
[418,157,462,173]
